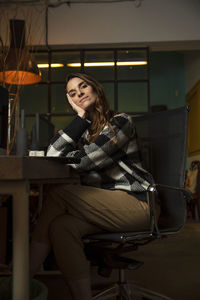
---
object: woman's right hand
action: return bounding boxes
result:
[67,94,86,119]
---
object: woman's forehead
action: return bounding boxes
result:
[66,77,84,91]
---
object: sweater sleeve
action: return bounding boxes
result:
[47,115,90,156]
[47,113,135,172]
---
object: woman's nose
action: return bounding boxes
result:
[77,89,84,97]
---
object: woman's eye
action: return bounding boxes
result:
[81,83,88,89]
[69,92,76,98]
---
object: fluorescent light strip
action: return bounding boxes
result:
[117,61,147,66]
[85,62,114,67]
[37,63,64,68]
[67,61,147,67]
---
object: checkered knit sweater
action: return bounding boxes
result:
[47,112,153,195]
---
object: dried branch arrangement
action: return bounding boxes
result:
[0,3,45,155]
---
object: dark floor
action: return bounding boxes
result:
[36,220,200,300]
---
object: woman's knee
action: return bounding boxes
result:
[48,214,95,246]
[49,214,80,243]
[49,214,66,241]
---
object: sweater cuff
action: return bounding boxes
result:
[63,115,90,142]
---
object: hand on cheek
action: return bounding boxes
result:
[67,94,86,119]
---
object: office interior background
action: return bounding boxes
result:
[0,0,200,159]
[0,1,200,299]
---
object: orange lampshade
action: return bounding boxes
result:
[0,49,41,85]
[0,19,41,86]
[0,70,41,85]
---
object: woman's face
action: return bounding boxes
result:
[66,77,97,111]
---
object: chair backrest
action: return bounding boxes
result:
[134,107,188,233]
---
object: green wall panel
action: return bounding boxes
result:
[150,51,186,110]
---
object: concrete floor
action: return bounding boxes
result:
[124,220,200,300]
[37,220,200,300]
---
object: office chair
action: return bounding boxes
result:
[84,106,189,300]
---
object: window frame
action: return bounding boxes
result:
[27,46,150,123]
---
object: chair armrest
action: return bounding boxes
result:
[146,183,192,237]
[145,185,160,236]
[148,183,193,200]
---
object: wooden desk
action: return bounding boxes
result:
[0,156,79,300]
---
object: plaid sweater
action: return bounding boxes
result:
[47,113,153,196]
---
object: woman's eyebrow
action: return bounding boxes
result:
[67,81,85,94]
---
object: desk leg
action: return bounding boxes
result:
[12,180,30,300]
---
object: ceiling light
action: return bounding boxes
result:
[85,62,115,67]
[67,61,147,67]
[37,63,64,68]
[117,61,147,66]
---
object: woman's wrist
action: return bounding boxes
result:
[78,111,86,119]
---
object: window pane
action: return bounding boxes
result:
[51,51,81,81]
[35,52,49,82]
[84,50,114,80]
[118,49,148,80]
[102,83,114,110]
[20,85,48,114]
[118,82,148,113]
[51,84,72,113]
[51,116,74,133]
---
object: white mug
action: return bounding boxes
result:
[29,150,45,157]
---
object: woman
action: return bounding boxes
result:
[30,72,155,300]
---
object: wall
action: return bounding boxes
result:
[150,51,186,109]
[47,0,200,46]
[184,51,200,93]
[1,0,200,47]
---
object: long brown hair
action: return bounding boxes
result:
[66,72,115,143]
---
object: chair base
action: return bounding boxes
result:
[92,281,173,300]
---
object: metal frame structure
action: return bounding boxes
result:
[26,46,150,124]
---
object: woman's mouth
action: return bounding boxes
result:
[80,96,88,103]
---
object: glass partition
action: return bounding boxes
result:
[35,52,49,82]
[51,51,81,81]
[118,82,148,113]
[118,49,148,80]
[102,82,115,110]
[20,47,150,136]
[51,83,72,114]
[20,84,48,114]
[84,50,114,81]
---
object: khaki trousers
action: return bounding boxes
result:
[32,184,150,281]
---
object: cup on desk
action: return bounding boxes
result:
[29,150,45,157]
